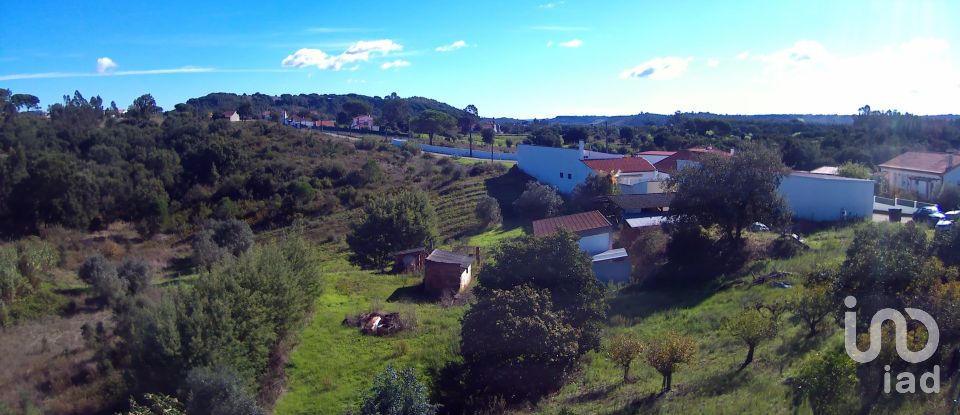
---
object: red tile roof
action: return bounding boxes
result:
[582,157,655,173]
[653,148,729,173]
[879,152,960,175]
[532,210,612,237]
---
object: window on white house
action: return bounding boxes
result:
[560,172,564,178]
[567,173,572,179]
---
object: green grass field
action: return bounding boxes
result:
[518,224,947,414]
[274,254,464,415]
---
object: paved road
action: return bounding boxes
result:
[872,212,912,223]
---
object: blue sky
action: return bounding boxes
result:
[1,0,958,117]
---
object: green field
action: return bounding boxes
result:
[274,254,464,415]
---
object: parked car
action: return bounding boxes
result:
[749,222,770,232]
[936,210,960,231]
[913,205,944,224]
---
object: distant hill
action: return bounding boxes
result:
[183,92,465,121]
[537,113,855,126]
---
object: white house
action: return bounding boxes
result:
[878,151,960,200]
[582,157,667,194]
[531,210,631,283]
[532,210,614,255]
[778,171,874,221]
[223,111,240,122]
[517,141,621,194]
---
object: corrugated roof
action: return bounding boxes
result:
[608,193,675,210]
[426,249,474,267]
[625,216,667,228]
[582,157,655,173]
[532,210,612,237]
[592,248,628,262]
[879,151,960,175]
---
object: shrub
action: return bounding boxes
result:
[118,257,153,295]
[182,366,263,415]
[78,254,116,285]
[192,219,254,268]
[359,365,437,415]
[474,195,502,229]
[770,235,803,258]
[836,161,872,180]
[627,230,667,284]
[314,160,347,181]
[645,332,696,393]
[790,348,857,414]
[468,162,506,177]
[347,190,437,269]
[513,181,563,219]
[724,308,777,371]
[461,286,579,404]
[789,285,834,337]
[0,246,30,303]
[15,237,58,287]
[603,333,645,383]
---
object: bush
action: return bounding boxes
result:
[790,348,857,414]
[603,333,645,383]
[770,235,803,258]
[645,332,696,393]
[468,162,506,177]
[118,257,153,295]
[359,365,437,415]
[182,366,263,415]
[836,161,872,180]
[461,286,579,404]
[513,181,563,219]
[15,237,58,287]
[0,246,30,303]
[347,190,437,269]
[192,219,254,268]
[79,254,116,285]
[474,195,501,229]
[938,186,960,212]
[314,160,347,181]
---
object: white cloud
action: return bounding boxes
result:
[559,39,583,48]
[539,1,564,8]
[281,39,402,70]
[96,57,117,73]
[619,57,693,80]
[546,40,554,48]
[735,51,750,60]
[380,60,410,70]
[707,58,720,68]
[435,40,467,52]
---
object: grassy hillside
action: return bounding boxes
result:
[274,254,464,415]
[516,224,947,414]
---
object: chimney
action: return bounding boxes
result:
[579,140,585,160]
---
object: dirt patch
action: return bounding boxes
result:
[0,309,114,414]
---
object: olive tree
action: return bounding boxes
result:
[603,333,645,383]
[645,332,696,393]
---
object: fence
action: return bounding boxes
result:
[873,196,937,215]
[391,138,518,161]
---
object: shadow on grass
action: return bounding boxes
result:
[689,370,753,397]
[607,392,662,415]
[775,330,830,363]
[565,383,620,404]
[607,285,715,323]
[386,283,438,304]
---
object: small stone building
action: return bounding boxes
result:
[423,249,474,296]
